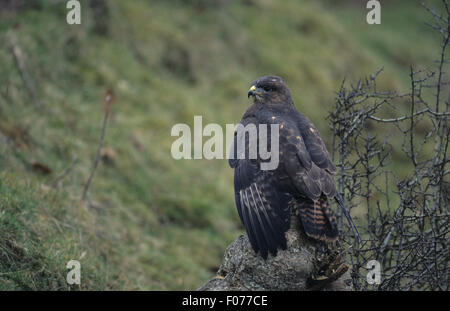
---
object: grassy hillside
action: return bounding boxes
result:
[0,0,443,289]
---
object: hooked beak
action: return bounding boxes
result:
[248,85,263,98]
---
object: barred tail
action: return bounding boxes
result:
[296,195,338,242]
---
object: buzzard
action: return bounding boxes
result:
[229,76,359,259]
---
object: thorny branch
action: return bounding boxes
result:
[328,0,449,291]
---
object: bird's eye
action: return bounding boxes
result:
[263,86,273,92]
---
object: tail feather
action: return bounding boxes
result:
[296,196,338,242]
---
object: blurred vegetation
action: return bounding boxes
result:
[0,0,443,289]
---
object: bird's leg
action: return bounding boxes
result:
[308,241,348,290]
[308,263,348,291]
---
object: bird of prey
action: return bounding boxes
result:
[229,76,359,259]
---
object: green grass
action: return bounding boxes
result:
[0,0,444,289]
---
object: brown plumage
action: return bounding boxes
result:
[229,76,358,259]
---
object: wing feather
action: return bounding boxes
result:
[231,126,290,259]
[278,117,337,201]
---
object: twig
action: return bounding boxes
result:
[50,158,79,188]
[368,108,450,123]
[5,30,41,107]
[82,90,114,200]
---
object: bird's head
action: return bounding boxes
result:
[247,75,293,105]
